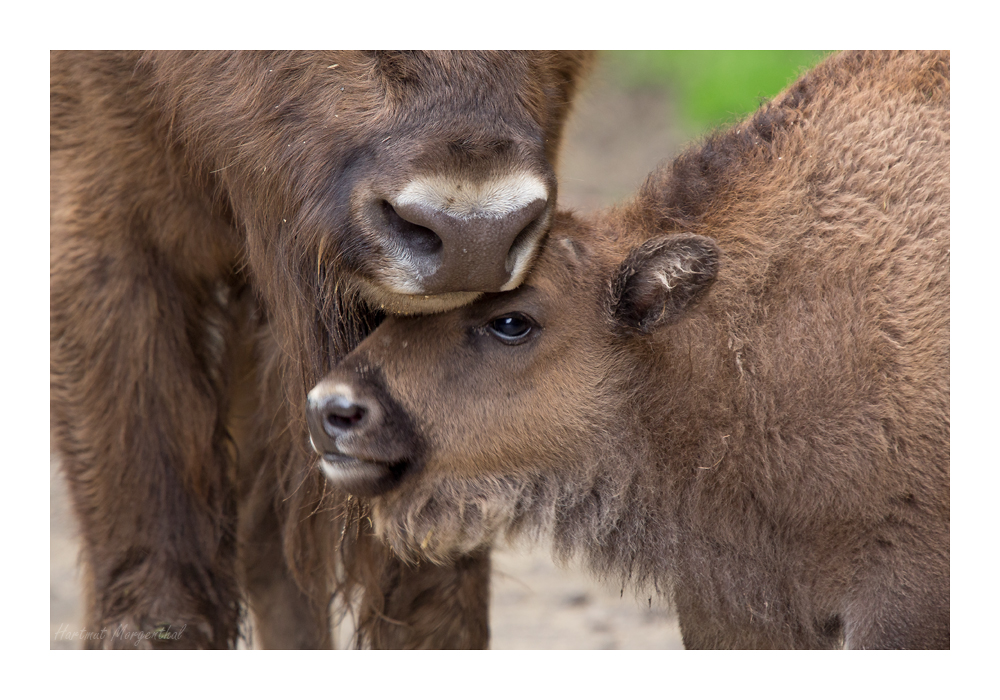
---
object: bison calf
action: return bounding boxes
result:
[307,51,950,649]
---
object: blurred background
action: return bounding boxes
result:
[557,50,830,211]
[51,50,830,650]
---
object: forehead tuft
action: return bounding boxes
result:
[541,227,591,271]
[556,236,583,264]
[515,231,593,299]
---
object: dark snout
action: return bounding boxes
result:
[306,391,372,453]
[306,370,422,498]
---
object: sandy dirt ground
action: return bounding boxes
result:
[50,58,692,650]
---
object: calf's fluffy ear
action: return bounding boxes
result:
[607,234,720,335]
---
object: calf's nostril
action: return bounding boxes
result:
[322,395,367,434]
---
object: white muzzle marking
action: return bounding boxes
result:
[393,172,548,220]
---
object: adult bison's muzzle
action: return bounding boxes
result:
[306,369,422,498]
[353,168,555,314]
[385,189,549,293]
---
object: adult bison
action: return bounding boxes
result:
[307,51,950,649]
[50,50,592,648]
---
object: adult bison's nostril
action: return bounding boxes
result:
[506,210,546,275]
[380,200,443,257]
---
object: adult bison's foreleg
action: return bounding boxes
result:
[51,239,240,649]
[354,531,491,649]
[231,326,336,649]
[238,474,333,649]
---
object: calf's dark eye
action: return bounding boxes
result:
[486,313,536,344]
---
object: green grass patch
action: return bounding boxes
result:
[604,50,832,133]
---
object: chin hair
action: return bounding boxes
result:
[368,446,650,582]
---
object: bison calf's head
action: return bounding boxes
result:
[305,218,720,558]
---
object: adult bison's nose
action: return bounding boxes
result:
[381,173,553,294]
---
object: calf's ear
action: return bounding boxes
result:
[607,234,720,335]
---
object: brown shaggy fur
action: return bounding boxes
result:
[310,51,950,649]
[50,50,592,648]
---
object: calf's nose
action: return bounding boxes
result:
[306,385,373,455]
